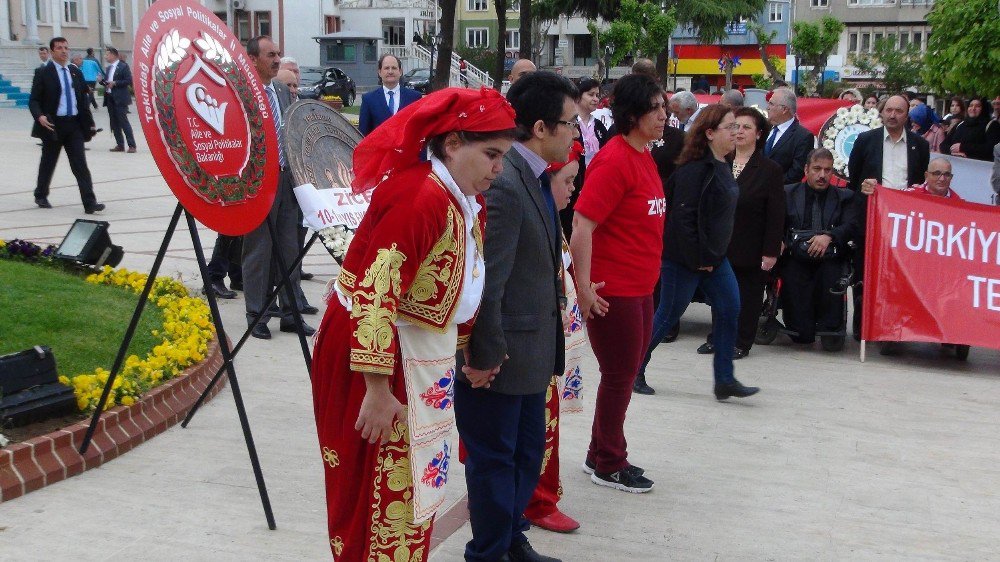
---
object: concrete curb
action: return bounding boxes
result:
[0,337,226,503]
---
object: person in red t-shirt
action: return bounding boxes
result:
[570,73,666,494]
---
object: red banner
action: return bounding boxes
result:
[862,188,1000,349]
[692,95,853,136]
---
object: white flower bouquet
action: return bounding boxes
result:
[318,225,355,263]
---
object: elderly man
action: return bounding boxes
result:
[904,158,962,199]
[849,94,930,338]
[781,148,859,349]
[279,56,299,77]
[358,54,420,135]
[276,68,298,100]
[37,46,49,67]
[508,58,536,84]
[765,87,815,183]
[668,90,698,132]
[720,89,744,109]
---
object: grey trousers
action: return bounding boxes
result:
[242,169,303,325]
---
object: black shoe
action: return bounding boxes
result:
[734,347,749,360]
[508,540,561,562]
[230,281,243,291]
[632,374,655,395]
[84,202,106,214]
[591,468,654,493]
[714,380,759,400]
[280,321,316,336]
[300,304,319,315]
[251,323,271,339]
[697,342,715,354]
[300,271,314,280]
[35,197,52,209]
[663,322,680,343]
[582,458,644,477]
[210,280,237,299]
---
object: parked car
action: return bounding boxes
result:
[298,66,357,106]
[401,68,431,94]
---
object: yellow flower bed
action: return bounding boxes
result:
[58,266,216,412]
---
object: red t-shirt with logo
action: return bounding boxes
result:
[574,135,666,297]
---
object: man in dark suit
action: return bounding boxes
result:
[765,87,815,184]
[102,47,136,153]
[782,148,859,345]
[847,94,930,338]
[29,37,104,213]
[242,35,314,340]
[455,71,578,562]
[358,54,420,135]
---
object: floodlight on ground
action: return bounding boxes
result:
[54,219,124,268]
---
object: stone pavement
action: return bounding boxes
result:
[1,106,999,561]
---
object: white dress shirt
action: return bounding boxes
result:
[52,61,76,117]
[881,128,908,189]
[107,61,118,83]
[383,85,400,114]
[770,117,795,147]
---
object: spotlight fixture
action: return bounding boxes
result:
[54,219,124,268]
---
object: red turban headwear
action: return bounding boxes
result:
[545,141,585,174]
[351,86,517,193]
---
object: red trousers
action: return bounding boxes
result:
[311,306,434,560]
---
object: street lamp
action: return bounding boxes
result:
[429,33,442,91]
[604,45,614,84]
[671,54,679,91]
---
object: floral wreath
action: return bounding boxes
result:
[153,30,268,204]
[318,224,355,264]
[819,105,882,179]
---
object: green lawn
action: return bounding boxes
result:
[340,104,360,116]
[0,260,164,378]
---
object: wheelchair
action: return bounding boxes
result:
[755,244,856,352]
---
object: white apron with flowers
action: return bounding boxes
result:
[559,242,586,414]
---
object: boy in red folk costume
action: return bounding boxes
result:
[310,87,516,560]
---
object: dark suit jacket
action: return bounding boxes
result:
[650,125,686,190]
[561,117,611,235]
[768,119,815,184]
[784,182,859,252]
[103,61,132,106]
[727,150,786,269]
[846,127,930,194]
[29,61,95,139]
[358,86,421,135]
[458,148,565,395]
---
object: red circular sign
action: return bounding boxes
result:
[132,0,278,235]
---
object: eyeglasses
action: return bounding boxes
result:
[716,123,740,131]
[554,120,580,131]
[928,171,954,178]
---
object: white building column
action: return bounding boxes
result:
[50,0,62,36]
[0,1,12,45]
[25,0,42,44]
[131,0,140,38]
[101,0,112,46]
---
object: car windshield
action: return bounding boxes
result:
[405,69,431,80]
[300,68,325,85]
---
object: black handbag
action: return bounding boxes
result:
[0,346,76,427]
[787,229,840,261]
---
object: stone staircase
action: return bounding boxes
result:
[0,56,36,108]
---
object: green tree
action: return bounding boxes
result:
[790,16,844,84]
[596,0,676,67]
[432,0,458,91]
[747,22,784,84]
[493,0,510,89]
[851,36,923,93]
[923,0,1000,95]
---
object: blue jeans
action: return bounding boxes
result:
[639,258,740,384]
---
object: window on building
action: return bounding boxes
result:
[326,43,356,63]
[810,0,828,6]
[383,19,405,46]
[505,30,520,50]
[573,34,595,66]
[363,42,377,62]
[849,33,858,52]
[63,0,81,23]
[109,0,122,29]
[912,32,923,49]
[860,32,871,52]
[509,0,521,11]
[467,0,488,11]
[32,0,51,23]
[899,32,910,48]
[850,0,895,4]
[768,3,782,22]
[235,11,251,41]
[466,27,489,48]
[325,16,341,33]
[254,12,271,37]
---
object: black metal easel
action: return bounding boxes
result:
[78,202,318,531]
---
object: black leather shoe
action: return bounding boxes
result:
[300,271,314,280]
[508,541,560,562]
[84,202,106,214]
[300,304,319,315]
[734,347,749,360]
[697,342,715,354]
[632,374,655,395]
[211,280,237,299]
[35,197,52,208]
[662,322,680,343]
[280,321,316,336]
[714,380,760,400]
[251,323,271,339]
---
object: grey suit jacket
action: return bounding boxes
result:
[457,148,565,395]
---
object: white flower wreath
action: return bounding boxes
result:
[820,105,882,178]
[318,225,355,262]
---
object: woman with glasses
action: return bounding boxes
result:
[633,105,760,401]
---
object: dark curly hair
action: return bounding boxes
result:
[676,105,733,166]
[610,73,664,137]
[733,107,771,153]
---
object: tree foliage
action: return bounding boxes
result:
[851,36,923,93]
[748,22,783,83]
[598,0,676,66]
[923,0,1000,95]
[791,16,844,79]
[493,0,509,89]
[432,0,458,91]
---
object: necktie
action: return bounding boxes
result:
[61,67,74,117]
[266,87,287,168]
[538,173,559,232]
[680,121,686,132]
[810,192,823,230]
[387,90,396,115]
[765,126,779,155]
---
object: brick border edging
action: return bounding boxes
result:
[0,338,226,503]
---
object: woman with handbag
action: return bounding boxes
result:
[633,104,760,400]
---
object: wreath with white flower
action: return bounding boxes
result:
[318,225,355,264]
[819,105,882,179]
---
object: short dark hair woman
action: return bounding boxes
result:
[633,104,761,400]
[570,73,667,493]
[693,107,785,360]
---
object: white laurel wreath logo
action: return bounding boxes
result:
[194,33,233,65]
[156,29,190,71]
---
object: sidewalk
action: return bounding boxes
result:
[2,106,1000,561]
